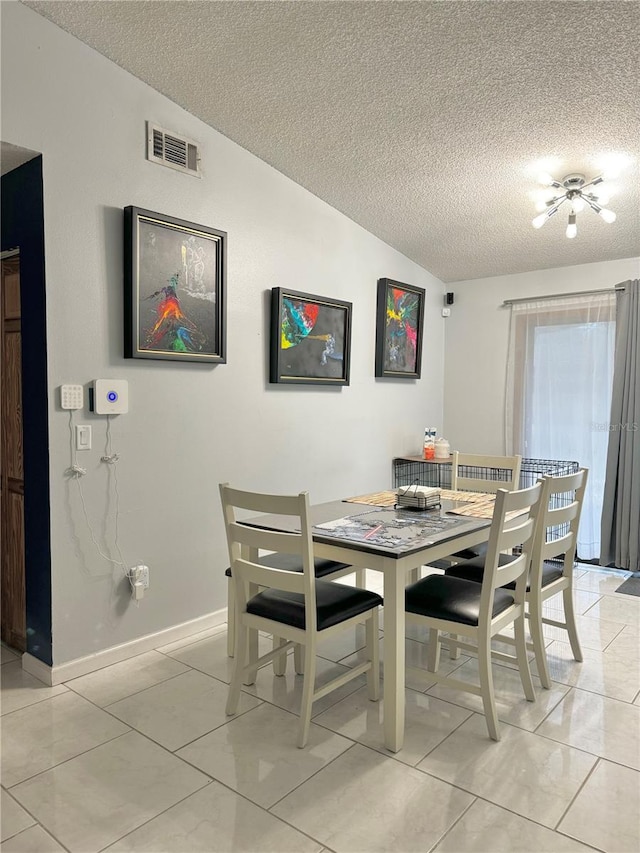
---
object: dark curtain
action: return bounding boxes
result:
[601,279,640,573]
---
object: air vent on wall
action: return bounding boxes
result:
[146,122,201,177]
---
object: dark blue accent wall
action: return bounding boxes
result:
[1,156,52,665]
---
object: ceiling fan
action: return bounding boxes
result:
[532,173,616,239]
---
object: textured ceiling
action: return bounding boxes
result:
[21,0,640,282]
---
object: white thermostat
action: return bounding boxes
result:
[94,380,129,414]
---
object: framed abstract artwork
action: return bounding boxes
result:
[374,277,425,378]
[270,288,352,385]
[124,206,226,362]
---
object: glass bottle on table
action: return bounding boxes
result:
[423,428,435,460]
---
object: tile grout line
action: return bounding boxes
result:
[92,780,217,853]
[551,756,607,850]
[424,796,478,853]
[4,729,135,792]
[2,564,637,853]
[268,742,363,812]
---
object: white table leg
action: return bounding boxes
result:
[383,557,405,753]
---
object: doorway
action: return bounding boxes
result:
[1,154,52,665]
[1,250,26,651]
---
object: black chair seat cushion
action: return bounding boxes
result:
[246,581,383,631]
[445,555,564,591]
[450,541,489,562]
[427,542,488,571]
[225,553,351,579]
[405,574,515,626]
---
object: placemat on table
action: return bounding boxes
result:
[441,489,526,520]
[447,499,520,521]
[344,489,514,520]
[343,491,397,507]
[440,489,494,503]
[344,489,496,510]
[446,498,497,519]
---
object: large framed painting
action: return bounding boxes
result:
[270,288,352,386]
[124,207,226,363]
[374,277,425,378]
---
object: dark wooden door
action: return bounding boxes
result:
[1,253,26,651]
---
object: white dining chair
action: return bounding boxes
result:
[220,483,382,747]
[405,482,542,741]
[445,468,588,688]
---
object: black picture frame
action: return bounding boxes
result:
[124,206,226,363]
[374,277,425,378]
[270,287,352,385]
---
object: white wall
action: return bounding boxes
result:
[2,2,445,665]
[443,257,640,455]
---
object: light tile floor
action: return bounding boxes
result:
[1,565,639,853]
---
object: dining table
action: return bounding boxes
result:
[244,490,496,753]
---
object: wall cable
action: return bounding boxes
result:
[66,412,137,594]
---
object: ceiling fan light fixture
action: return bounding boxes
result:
[532,207,559,228]
[599,207,617,224]
[531,170,618,237]
[538,172,563,188]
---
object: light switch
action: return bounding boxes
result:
[75,425,92,451]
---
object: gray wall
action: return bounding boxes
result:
[2,2,446,665]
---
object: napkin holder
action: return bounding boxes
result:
[396,485,441,511]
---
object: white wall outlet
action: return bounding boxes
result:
[137,565,149,589]
[94,379,129,414]
[441,307,451,318]
[130,565,149,601]
[131,565,149,589]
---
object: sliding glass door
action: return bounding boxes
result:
[506,293,616,559]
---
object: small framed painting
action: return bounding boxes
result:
[375,277,425,378]
[124,206,226,363]
[270,288,352,385]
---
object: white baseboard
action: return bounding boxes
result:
[22,608,227,686]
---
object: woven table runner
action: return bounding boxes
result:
[344,489,496,512]
[343,491,396,507]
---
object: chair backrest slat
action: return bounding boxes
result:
[228,520,304,556]
[478,482,542,621]
[497,516,536,556]
[543,500,580,529]
[494,550,530,589]
[221,484,306,517]
[232,557,306,593]
[452,452,522,494]
[541,531,573,560]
